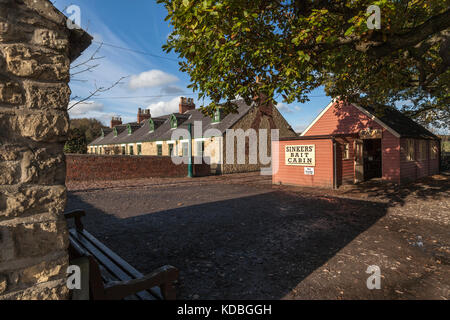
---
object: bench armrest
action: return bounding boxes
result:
[64,209,86,230]
[103,265,179,300]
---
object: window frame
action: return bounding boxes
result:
[430,141,438,160]
[157,144,163,156]
[406,139,415,161]
[342,143,350,160]
[137,144,142,155]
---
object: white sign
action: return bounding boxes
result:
[285,145,315,166]
[304,167,315,175]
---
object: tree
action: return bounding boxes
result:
[68,118,108,143]
[158,0,450,128]
[64,128,87,154]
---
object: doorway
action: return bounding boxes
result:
[354,139,382,183]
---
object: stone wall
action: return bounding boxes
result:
[66,154,211,181]
[0,0,90,299]
[222,104,297,174]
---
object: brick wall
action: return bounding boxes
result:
[66,154,210,181]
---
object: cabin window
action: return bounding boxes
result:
[129,145,134,155]
[168,143,174,156]
[157,144,163,156]
[137,144,142,155]
[406,139,415,161]
[418,140,427,161]
[430,141,438,160]
[342,143,350,160]
[121,146,126,155]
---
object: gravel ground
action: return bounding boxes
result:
[66,172,449,300]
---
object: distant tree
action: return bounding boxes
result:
[64,128,87,154]
[69,118,107,143]
[159,0,449,129]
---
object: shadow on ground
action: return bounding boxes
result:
[67,187,389,299]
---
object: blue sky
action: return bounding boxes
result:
[56,0,332,132]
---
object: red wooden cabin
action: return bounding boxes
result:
[273,100,440,188]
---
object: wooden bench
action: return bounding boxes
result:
[65,209,179,300]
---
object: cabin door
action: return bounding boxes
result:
[354,139,364,183]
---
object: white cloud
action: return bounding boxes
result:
[129,70,178,90]
[276,102,301,113]
[146,96,181,117]
[68,100,104,116]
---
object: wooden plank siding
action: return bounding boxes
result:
[273,139,334,188]
[400,139,439,183]
[335,137,355,185]
[303,101,401,183]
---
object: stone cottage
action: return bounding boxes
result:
[88,96,298,174]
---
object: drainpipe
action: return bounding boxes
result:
[187,123,193,177]
[333,139,337,189]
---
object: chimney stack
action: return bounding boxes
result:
[179,97,195,114]
[137,107,151,123]
[110,116,122,128]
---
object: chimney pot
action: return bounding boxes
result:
[179,96,195,114]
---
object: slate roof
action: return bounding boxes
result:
[363,105,438,140]
[89,99,254,146]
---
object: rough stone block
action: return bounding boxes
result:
[32,28,68,51]
[0,274,7,294]
[0,226,15,262]
[2,255,68,293]
[15,110,70,142]
[0,80,24,105]
[0,161,20,184]
[0,185,66,219]
[24,82,70,110]
[2,44,69,81]
[11,220,68,259]
[0,145,22,161]
[21,147,66,184]
[0,278,68,300]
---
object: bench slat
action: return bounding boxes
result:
[78,228,164,299]
[69,229,156,300]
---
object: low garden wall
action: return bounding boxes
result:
[66,154,211,181]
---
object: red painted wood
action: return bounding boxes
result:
[272,139,334,188]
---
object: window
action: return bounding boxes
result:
[94,147,98,154]
[342,143,350,160]
[148,119,155,132]
[129,145,134,155]
[168,143,174,156]
[170,115,177,128]
[182,142,189,156]
[114,128,118,137]
[127,124,132,135]
[406,139,415,161]
[137,144,142,155]
[121,146,126,155]
[430,141,438,160]
[196,141,204,157]
[157,144,162,156]
[418,140,427,161]
[212,109,221,123]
